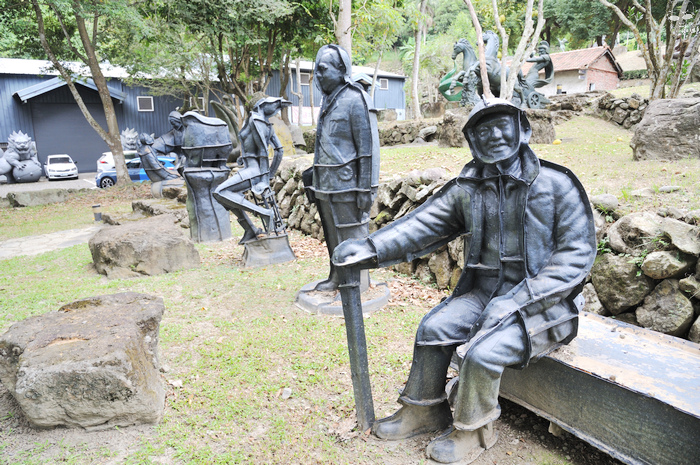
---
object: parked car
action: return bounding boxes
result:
[95,156,177,188]
[43,154,79,180]
[96,150,138,173]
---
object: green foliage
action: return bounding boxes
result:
[354,0,404,65]
[622,69,649,80]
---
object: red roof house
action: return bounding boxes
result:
[518,46,623,96]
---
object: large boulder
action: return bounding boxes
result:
[660,218,700,256]
[636,280,694,336]
[591,253,655,314]
[89,216,200,279]
[0,293,165,429]
[630,98,700,160]
[524,109,555,144]
[641,251,695,279]
[7,189,87,207]
[607,212,663,255]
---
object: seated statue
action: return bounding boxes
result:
[213,97,290,244]
[152,111,185,169]
[333,98,596,464]
[1,131,42,183]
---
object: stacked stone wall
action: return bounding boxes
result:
[273,158,700,344]
[596,92,649,129]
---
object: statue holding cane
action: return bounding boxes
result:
[334,98,596,464]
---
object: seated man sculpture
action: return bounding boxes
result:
[213,97,290,243]
[333,98,596,464]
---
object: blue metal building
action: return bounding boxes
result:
[268,60,406,124]
[0,57,406,169]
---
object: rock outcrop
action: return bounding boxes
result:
[0,293,165,429]
[630,97,700,160]
[89,216,200,279]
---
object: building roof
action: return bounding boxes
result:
[0,57,407,81]
[293,60,406,79]
[13,76,127,102]
[519,46,623,77]
[0,57,129,78]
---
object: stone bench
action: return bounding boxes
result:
[495,312,700,465]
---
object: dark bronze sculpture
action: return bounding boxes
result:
[180,112,233,242]
[333,98,596,464]
[152,111,186,169]
[517,41,554,109]
[304,44,380,292]
[213,97,289,243]
[0,131,42,183]
[137,133,181,183]
[439,34,554,110]
[212,96,295,266]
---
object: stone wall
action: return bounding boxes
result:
[596,93,649,129]
[273,158,700,344]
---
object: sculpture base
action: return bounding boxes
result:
[242,233,296,268]
[182,168,231,242]
[295,279,390,316]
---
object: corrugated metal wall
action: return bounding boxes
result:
[268,70,406,111]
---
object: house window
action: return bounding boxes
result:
[300,73,311,86]
[379,78,389,90]
[189,97,206,112]
[137,96,154,112]
[589,83,596,91]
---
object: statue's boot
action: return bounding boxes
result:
[237,217,262,244]
[373,401,452,440]
[425,423,498,464]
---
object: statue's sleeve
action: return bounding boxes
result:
[507,175,596,314]
[350,94,375,193]
[369,180,468,267]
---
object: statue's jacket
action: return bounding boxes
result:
[311,82,380,202]
[368,146,597,366]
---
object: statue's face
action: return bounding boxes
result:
[538,44,548,55]
[473,114,519,164]
[262,101,280,117]
[315,51,345,95]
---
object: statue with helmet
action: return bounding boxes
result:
[333,98,596,464]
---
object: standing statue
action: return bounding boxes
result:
[304,44,380,292]
[517,41,554,109]
[211,95,243,165]
[333,99,596,464]
[213,97,290,244]
[1,131,42,183]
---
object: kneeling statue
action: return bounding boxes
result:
[333,98,596,464]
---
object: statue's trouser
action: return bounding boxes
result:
[183,168,232,242]
[399,290,528,431]
[316,196,370,289]
[213,170,274,240]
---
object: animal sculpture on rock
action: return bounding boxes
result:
[1,131,42,183]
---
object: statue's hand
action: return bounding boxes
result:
[356,191,372,212]
[332,238,377,268]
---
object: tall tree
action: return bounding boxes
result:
[330,0,353,56]
[411,0,429,119]
[26,0,133,184]
[599,0,700,99]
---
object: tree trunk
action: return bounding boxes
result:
[370,50,384,99]
[309,60,317,126]
[31,0,128,184]
[291,58,304,125]
[412,0,428,119]
[335,0,353,57]
[279,52,292,125]
[463,0,492,99]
